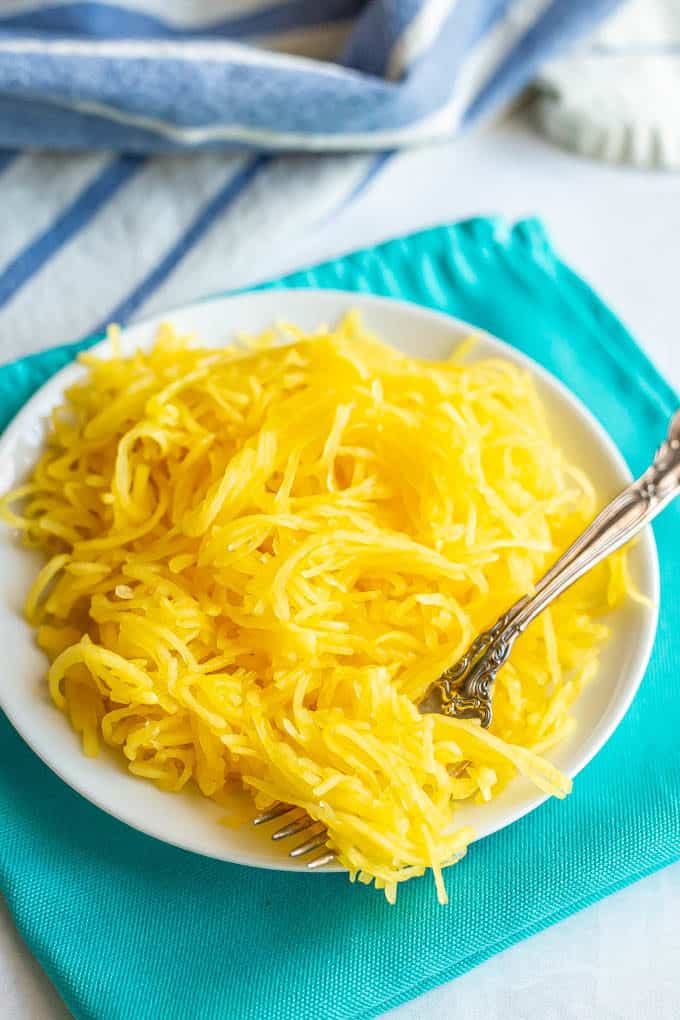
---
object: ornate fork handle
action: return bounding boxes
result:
[420,410,680,727]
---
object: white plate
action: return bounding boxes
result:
[0,290,659,872]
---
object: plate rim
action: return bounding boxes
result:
[0,288,661,872]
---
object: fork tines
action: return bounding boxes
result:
[253,802,336,868]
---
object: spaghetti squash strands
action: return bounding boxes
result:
[0,314,632,902]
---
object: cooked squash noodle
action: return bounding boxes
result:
[0,313,631,902]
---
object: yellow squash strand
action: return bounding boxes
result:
[0,314,631,902]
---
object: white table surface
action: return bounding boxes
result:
[3,113,680,1020]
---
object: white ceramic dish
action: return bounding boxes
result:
[0,290,659,872]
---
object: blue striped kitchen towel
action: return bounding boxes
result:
[0,1,624,153]
[0,2,622,363]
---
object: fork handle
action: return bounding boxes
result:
[420,409,680,727]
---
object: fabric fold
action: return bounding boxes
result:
[0,1,623,152]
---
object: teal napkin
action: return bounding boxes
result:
[1,218,679,1020]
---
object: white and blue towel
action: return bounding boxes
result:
[0,0,622,362]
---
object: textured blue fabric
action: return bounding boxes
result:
[0,217,678,1020]
[0,1,624,152]
[0,155,145,310]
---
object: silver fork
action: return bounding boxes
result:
[254,410,680,866]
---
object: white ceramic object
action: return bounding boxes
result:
[0,290,660,872]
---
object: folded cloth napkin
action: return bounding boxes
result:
[534,0,680,168]
[0,1,623,362]
[1,217,679,1020]
[0,0,624,153]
